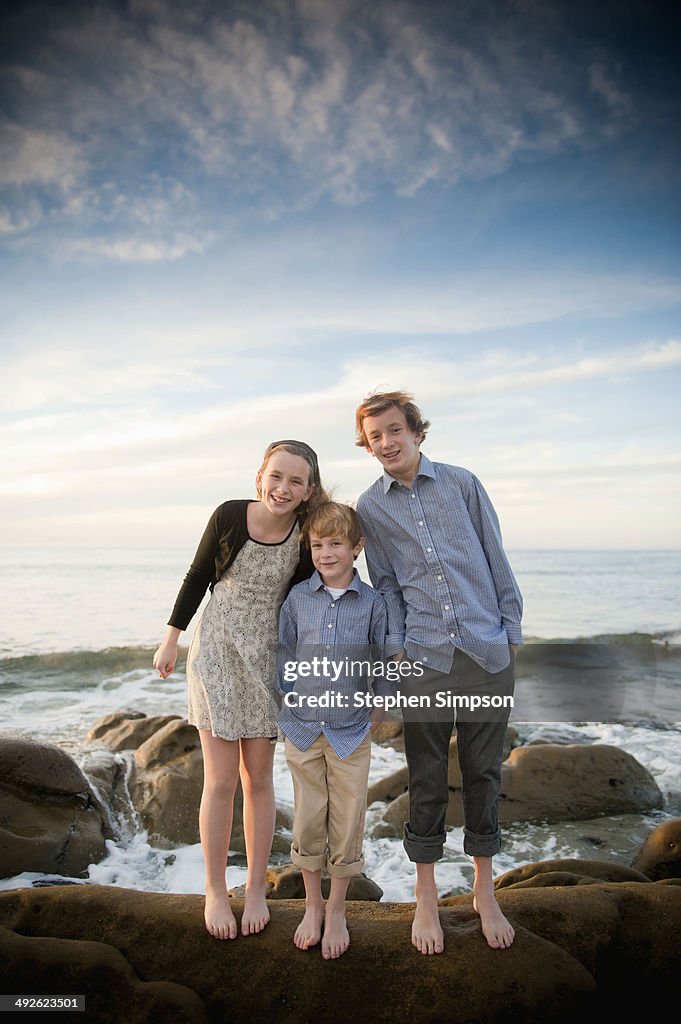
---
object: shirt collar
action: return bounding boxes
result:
[382,452,435,493]
[307,568,362,593]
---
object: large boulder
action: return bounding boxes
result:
[493,743,663,823]
[630,817,681,880]
[1,882,680,1020]
[378,742,663,835]
[0,735,111,878]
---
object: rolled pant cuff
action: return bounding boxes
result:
[463,828,501,858]
[326,857,365,879]
[403,823,447,863]
[290,847,326,872]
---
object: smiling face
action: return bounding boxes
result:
[256,450,313,517]
[361,405,423,485]
[309,530,363,589]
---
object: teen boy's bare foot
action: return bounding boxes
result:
[242,886,270,936]
[322,908,350,959]
[473,890,515,949]
[204,889,238,940]
[412,885,444,954]
[294,904,324,950]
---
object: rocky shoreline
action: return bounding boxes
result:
[1,878,680,1022]
[2,712,680,1020]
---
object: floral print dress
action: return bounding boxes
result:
[186,523,300,740]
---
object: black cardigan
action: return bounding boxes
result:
[168,499,314,631]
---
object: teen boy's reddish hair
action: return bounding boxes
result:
[301,502,363,548]
[354,390,431,449]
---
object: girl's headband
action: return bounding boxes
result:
[265,439,319,473]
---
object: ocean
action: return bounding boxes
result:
[1,546,679,901]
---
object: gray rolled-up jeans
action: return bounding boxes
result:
[399,646,515,861]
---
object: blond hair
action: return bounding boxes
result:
[302,502,362,548]
[354,390,431,448]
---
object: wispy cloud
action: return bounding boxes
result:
[1,0,643,260]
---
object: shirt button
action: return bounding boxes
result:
[410,493,415,499]
[326,644,331,650]
[437,575,442,580]
[418,520,423,525]
[328,623,333,628]
[330,603,335,608]
[320,720,326,726]
[450,633,456,638]
[423,656,428,662]
[427,547,432,552]
[444,604,449,610]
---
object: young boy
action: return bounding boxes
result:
[277,502,395,959]
[354,390,523,955]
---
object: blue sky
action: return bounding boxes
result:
[1,0,680,548]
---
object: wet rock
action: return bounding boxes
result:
[0,735,111,878]
[1,882,680,1020]
[492,858,650,890]
[631,817,681,880]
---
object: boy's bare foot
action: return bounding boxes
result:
[473,891,515,949]
[242,886,270,936]
[412,888,445,955]
[322,908,350,959]
[204,889,238,940]
[294,904,325,950]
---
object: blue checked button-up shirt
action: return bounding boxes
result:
[356,453,523,675]
[276,569,394,758]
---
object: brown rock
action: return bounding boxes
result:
[493,859,650,890]
[257,863,383,901]
[0,924,207,1022]
[87,711,182,752]
[0,735,111,878]
[367,766,409,805]
[630,817,681,880]
[494,743,663,823]
[1,882,680,1020]
[128,720,207,847]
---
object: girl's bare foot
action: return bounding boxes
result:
[294,904,325,950]
[473,891,515,949]
[204,889,238,940]
[242,886,270,936]
[322,908,350,959]
[412,885,444,954]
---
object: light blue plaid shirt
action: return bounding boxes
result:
[356,453,523,674]
[276,569,394,758]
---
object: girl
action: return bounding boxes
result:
[153,440,326,940]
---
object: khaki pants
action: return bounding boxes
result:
[284,731,371,878]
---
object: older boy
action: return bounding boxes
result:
[355,390,522,954]
[277,502,394,959]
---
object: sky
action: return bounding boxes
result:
[1,0,680,550]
